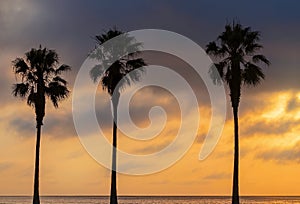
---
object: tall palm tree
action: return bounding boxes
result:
[89,28,146,204]
[12,46,71,204]
[206,22,270,204]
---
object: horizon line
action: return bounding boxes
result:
[1,195,300,197]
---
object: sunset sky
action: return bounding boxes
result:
[1,0,300,196]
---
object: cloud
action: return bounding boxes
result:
[149,179,169,185]
[241,119,299,137]
[18,166,33,178]
[65,151,85,160]
[126,86,181,127]
[43,112,77,138]
[117,160,153,173]
[196,133,207,144]
[0,0,300,95]
[10,118,35,136]
[1,0,300,196]
[238,92,300,138]
[8,84,186,140]
[255,141,300,163]
[9,107,77,139]
[0,162,13,172]
[286,96,300,112]
[134,140,171,155]
[0,0,39,33]
[96,84,186,131]
[203,172,231,180]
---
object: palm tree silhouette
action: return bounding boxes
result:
[206,22,270,204]
[89,28,146,204]
[12,46,71,204]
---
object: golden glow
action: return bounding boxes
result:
[1,88,300,196]
[262,92,290,119]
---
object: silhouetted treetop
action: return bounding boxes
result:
[89,28,146,96]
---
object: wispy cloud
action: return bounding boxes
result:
[0,162,13,172]
[255,141,300,163]
[203,172,231,180]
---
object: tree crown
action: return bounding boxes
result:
[12,46,71,108]
[206,22,270,87]
[89,28,146,96]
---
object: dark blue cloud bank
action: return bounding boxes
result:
[1,1,300,140]
[1,0,299,90]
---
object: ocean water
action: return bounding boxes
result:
[1,196,300,204]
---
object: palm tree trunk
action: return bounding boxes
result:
[110,93,119,204]
[33,124,41,204]
[232,105,239,204]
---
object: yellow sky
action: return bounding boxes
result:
[1,84,300,196]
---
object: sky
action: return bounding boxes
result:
[1,0,300,196]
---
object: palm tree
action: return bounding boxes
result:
[89,28,146,204]
[12,46,71,204]
[206,22,270,204]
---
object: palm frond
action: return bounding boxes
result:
[27,88,37,107]
[125,58,146,70]
[101,75,110,92]
[95,28,123,44]
[25,48,39,69]
[46,82,70,108]
[12,83,29,97]
[242,62,265,86]
[125,67,144,84]
[244,30,260,45]
[12,46,71,109]
[90,64,104,83]
[53,76,67,85]
[206,42,220,56]
[225,67,232,85]
[45,49,58,67]
[209,62,226,85]
[55,64,71,74]
[91,28,146,95]
[206,22,269,90]
[44,67,56,75]
[252,54,270,66]
[245,43,263,55]
[13,58,29,75]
